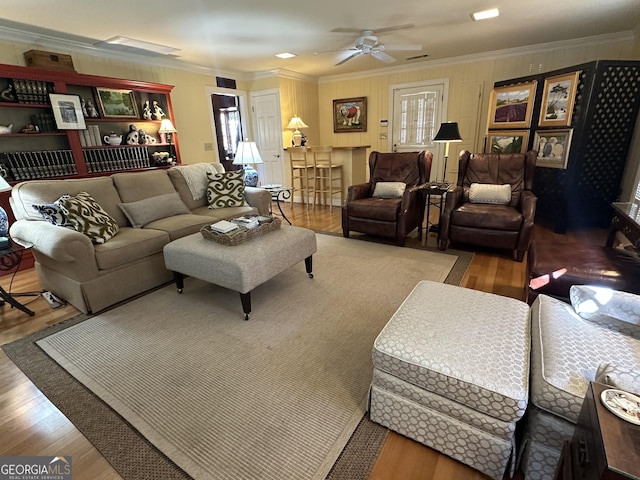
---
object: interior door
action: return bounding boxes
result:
[250,90,283,186]
[390,81,445,181]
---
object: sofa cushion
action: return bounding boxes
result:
[190,204,257,220]
[469,183,511,205]
[119,192,191,228]
[569,285,640,339]
[144,214,214,241]
[94,227,170,270]
[595,363,640,396]
[60,192,120,244]
[168,163,225,210]
[452,203,523,230]
[207,170,247,209]
[347,197,402,222]
[112,170,177,203]
[10,176,127,226]
[372,182,406,199]
[32,194,71,226]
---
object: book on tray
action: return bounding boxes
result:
[210,220,239,234]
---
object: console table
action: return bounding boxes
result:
[555,382,640,480]
[606,202,640,252]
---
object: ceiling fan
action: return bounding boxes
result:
[325,23,422,66]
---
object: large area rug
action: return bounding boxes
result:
[3,233,472,480]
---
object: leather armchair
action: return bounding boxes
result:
[342,150,432,246]
[439,150,537,261]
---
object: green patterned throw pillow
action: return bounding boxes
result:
[60,191,119,244]
[206,170,247,209]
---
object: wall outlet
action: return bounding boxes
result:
[204,143,213,151]
[379,133,387,140]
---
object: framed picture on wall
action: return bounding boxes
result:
[95,88,139,118]
[539,71,580,127]
[486,130,529,154]
[534,129,573,168]
[49,93,86,130]
[488,82,537,129]
[333,97,367,132]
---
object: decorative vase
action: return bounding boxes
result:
[243,166,259,187]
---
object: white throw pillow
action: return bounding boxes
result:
[372,182,406,199]
[570,285,640,339]
[468,183,511,205]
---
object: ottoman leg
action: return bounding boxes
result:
[239,292,251,321]
[173,272,185,293]
[305,255,314,278]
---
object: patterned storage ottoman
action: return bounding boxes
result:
[521,293,640,480]
[370,280,530,480]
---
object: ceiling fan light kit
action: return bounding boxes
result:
[326,23,422,66]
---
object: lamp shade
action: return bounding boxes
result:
[158,119,177,134]
[286,116,309,130]
[233,141,263,165]
[433,122,462,142]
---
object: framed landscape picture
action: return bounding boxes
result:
[333,97,367,133]
[96,88,139,118]
[539,71,580,127]
[488,82,537,129]
[534,129,573,168]
[486,130,529,154]
[49,93,86,130]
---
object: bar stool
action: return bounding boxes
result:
[311,146,342,211]
[288,147,314,206]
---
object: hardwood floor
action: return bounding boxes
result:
[0,202,607,480]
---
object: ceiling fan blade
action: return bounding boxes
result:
[331,23,414,35]
[371,50,396,63]
[372,23,415,34]
[382,43,422,51]
[315,47,357,55]
[336,51,362,66]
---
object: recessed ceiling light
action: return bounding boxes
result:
[102,36,180,55]
[471,8,500,21]
[275,52,296,59]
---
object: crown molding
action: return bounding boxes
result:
[246,68,318,82]
[0,22,246,81]
[318,30,636,84]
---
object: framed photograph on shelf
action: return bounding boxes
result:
[333,97,367,132]
[539,71,580,127]
[486,130,529,154]
[488,82,537,129]
[49,93,86,130]
[534,129,573,169]
[95,88,139,118]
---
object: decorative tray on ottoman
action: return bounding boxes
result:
[200,217,281,246]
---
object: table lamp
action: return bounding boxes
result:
[0,175,12,245]
[433,122,463,182]
[233,141,264,187]
[158,119,177,163]
[286,116,309,147]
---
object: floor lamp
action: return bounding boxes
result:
[433,122,463,182]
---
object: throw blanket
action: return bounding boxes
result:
[175,163,218,200]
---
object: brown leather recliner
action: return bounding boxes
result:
[342,150,432,246]
[439,150,538,262]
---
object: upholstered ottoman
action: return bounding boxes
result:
[370,281,530,480]
[163,225,317,319]
[521,292,640,480]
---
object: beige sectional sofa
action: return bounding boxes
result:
[9,163,271,314]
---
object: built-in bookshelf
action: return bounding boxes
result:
[0,62,180,183]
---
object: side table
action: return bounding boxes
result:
[262,185,293,225]
[606,202,640,252]
[555,382,640,480]
[0,239,36,316]
[418,182,451,246]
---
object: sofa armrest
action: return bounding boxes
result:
[10,220,95,263]
[244,187,272,216]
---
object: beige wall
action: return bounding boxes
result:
[1,33,639,197]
